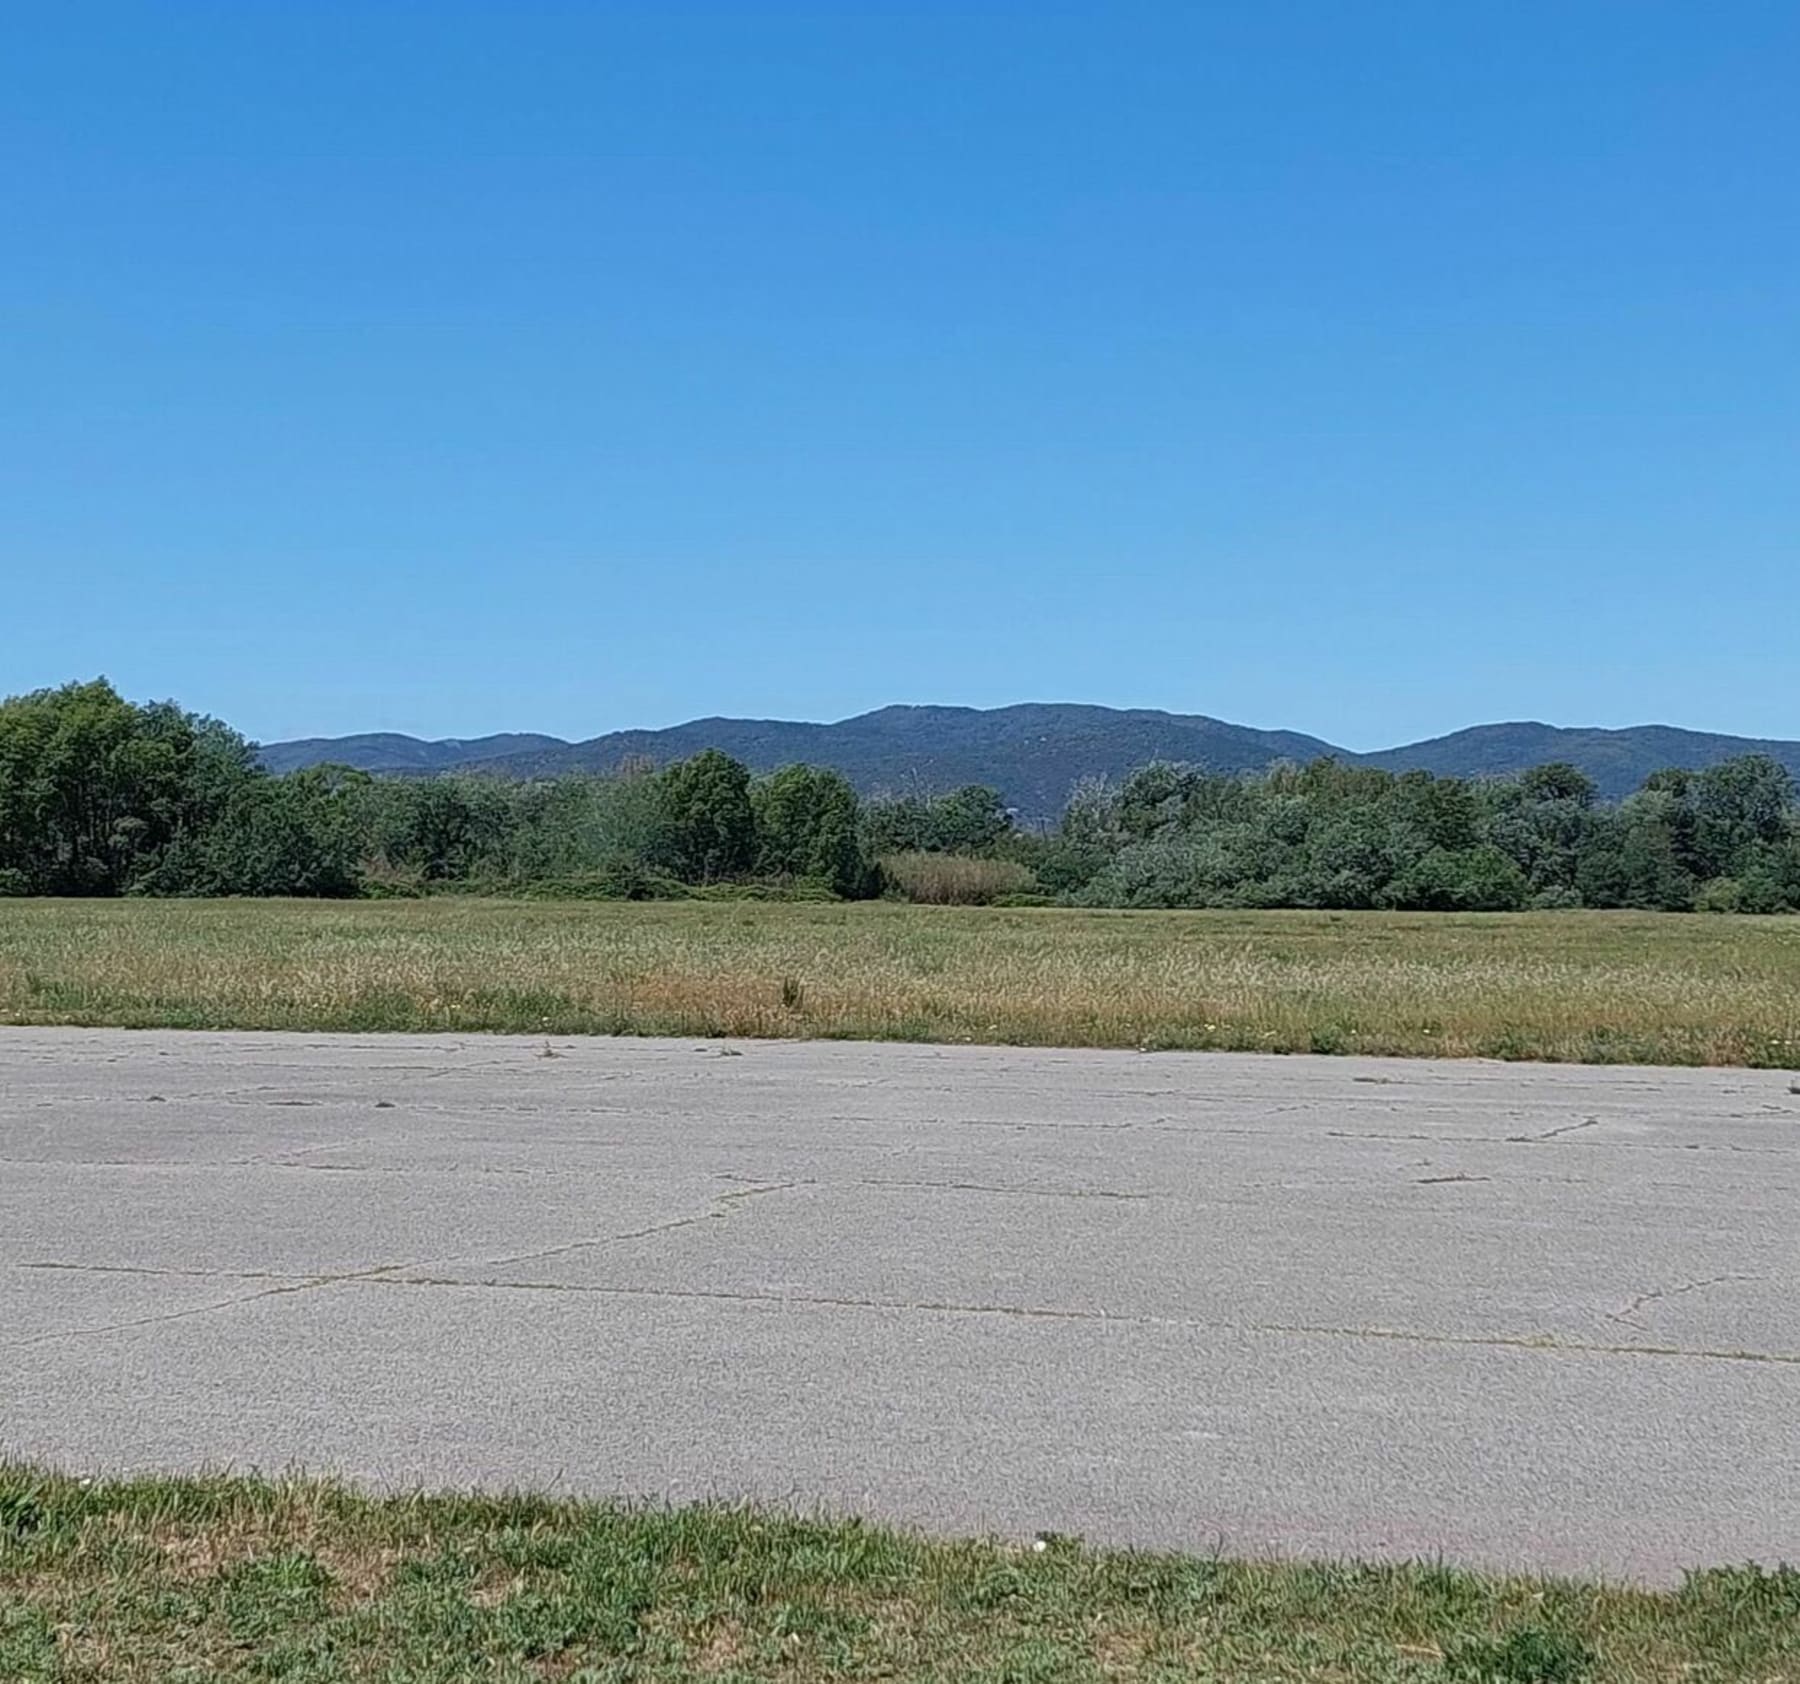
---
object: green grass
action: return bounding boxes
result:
[0,898,1797,1066]
[2,1469,1793,1682]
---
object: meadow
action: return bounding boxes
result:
[2,1468,1794,1683]
[1,897,1796,1066]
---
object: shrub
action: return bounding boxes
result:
[356,873,426,901]
[1388,846,1530,912]
[1695,877,1743,914]
[516,864,688,901]
[1443,1623,1593,1682]
[687,879,844,902]
[1029,835,1110,895]
[881,852,1037,906]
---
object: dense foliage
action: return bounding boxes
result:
[3,680,1798,911]
[1025,757,1800,913]
[0,681,364,899]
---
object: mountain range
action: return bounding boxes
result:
[259,705,1800,825]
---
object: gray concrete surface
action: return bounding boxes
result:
[2,1027,1796,1582]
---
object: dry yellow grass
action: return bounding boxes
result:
[879,851,1037,904]
[0,897,1796,1065]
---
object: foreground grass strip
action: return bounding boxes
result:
[1,1470,1795,1682]
[1,898,1798,1066]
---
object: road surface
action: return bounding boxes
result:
[3,1027,1796,1582]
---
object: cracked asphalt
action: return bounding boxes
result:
[3,1028,1796,1583]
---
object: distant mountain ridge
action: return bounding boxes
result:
[258,732,566,775]
[259,705,1800,823]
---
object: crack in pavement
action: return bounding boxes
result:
[712,1171,1155,1203]
[2,1259,413,1349]
[265,1160,541,1178]
[328,1273,1800,1368]
[0,1146,498,1175]
[1608,1273,1764,1327]
[468,1179,804,1274]
[19,1258,1793,1368]
[19,1260,306,1283]
[1508,1117,1603,1144]
[1323,1129,1793,1157]
[857,1175,1153,1202]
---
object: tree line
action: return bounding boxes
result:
[3,680,1797,913]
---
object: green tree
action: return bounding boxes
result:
[1388,845,1529,911]
[1115,762,1205,840]
[1518,763,1596,807]
[1575,810,1694,911]
[752,765,871,896]
[1297,808,1404,908]
[1393,771,1480,853]
[1732,838,1800,913]
[656,749,755,882]
[862,785,1014,857]
[505,767,670,885]
[363,776,516,883]
[171,765,369,897]
[1035,776,1120,894]
[1485,764,1599,896]
[925,785,1012,853]
[861,793,931,857]
[0,679,264,895]
[1691,755,1795,879]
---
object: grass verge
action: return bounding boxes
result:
[2,1468,1795,1682]
[0,898,1797,1066]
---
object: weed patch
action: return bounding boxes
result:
[1,1468,1787,1683]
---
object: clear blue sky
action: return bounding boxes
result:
[5,2,1796,749]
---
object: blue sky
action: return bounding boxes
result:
[5,2,1796,749]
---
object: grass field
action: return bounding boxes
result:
[2,1469,1794,1683]
[0,897,1797,1066]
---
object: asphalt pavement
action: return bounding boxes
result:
[2,1027,1795,1582]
